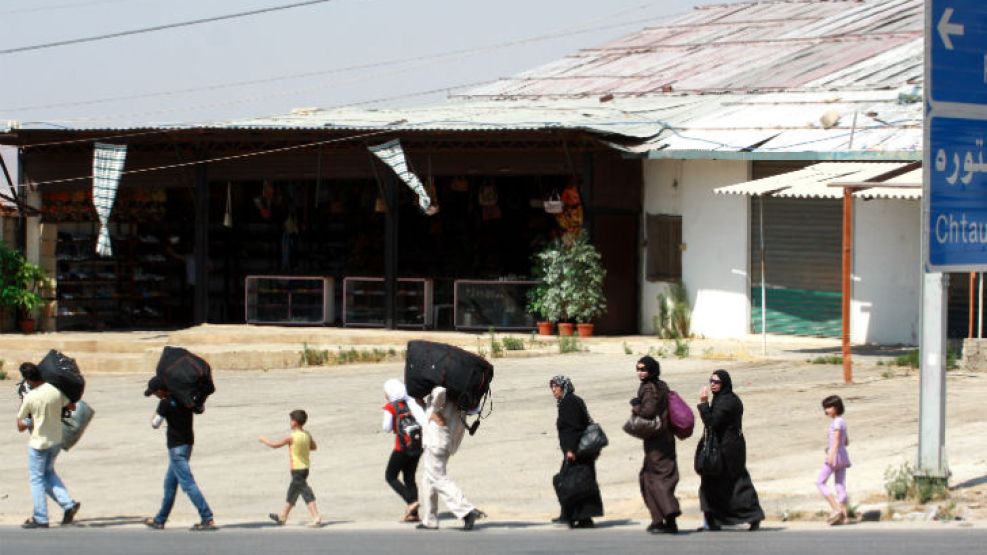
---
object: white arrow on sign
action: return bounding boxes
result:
[938,7,965,50]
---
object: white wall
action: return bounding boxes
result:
[852,198,921,345]
[642,159,751,337]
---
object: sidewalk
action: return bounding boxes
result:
[1,346,982,528]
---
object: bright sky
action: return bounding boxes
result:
[0,0,715,128]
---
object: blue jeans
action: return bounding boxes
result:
[28,445,75,524]
[154,444,213,524]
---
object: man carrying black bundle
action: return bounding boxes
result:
[16,363,81,529]
[143,376,217,531]
[417,385,485,531]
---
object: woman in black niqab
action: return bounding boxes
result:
[695,369,764,531]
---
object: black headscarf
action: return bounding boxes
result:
[637,356,660,382]
[712,369,732,392]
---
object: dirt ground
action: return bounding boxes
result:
[1,349,984,529]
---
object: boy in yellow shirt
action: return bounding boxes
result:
[259,409,321,527]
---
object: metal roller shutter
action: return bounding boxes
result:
[750,163,842,337]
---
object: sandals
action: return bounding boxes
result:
[268,513,285,526]
[143,517,164,530]
[190,520,218,531]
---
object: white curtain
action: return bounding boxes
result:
[368,139,431,212]
[92,143,127,256]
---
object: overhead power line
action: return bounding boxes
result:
[0,0,333,55]
[2,11,665,113]
[0,0,137,16]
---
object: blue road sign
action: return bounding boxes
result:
[930,0,987,105]
[928,115,987,267]
[926,1,987,271]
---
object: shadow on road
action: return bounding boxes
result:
[75,516,146,528]
[220,520,352,530]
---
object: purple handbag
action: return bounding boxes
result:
[667,390,695,439]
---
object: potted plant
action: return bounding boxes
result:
[0,243,51,334]
[529,239,567,335]
[560,231,607,337]
[526,283,554,335]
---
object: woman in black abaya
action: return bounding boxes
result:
[550,375,603,529]
[696,369,764,531]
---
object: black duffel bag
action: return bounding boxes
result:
[155,346,215,413]
[404,340,493,411]
[553,461,596,505]
[38,350,85,403]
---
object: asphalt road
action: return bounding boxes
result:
[2,525,985,555]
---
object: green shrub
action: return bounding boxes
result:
[654,282,691,339]
[300,343,329,366]
[884,461,913,500]
[673,338,690,359]
[0,359,5,381]
[893,350,919,369]
[915,477,949,504]
[893,349,959,370]
[810,355,843,365]
[502,337,525,351]
[623,342,633,355]
[559,335,584,354]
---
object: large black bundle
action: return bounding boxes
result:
[38,350,85,403]
[155,346,215,413]
[404,340,493,411]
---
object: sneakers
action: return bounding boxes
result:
[569,518,595,529]
[268,513,285,526]
[143,517,164,530]
[62,501,81,525]
[22,518,48,529]
[415,523,438,530]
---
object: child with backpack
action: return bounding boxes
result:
[259,409,321,527]
[382,379,426,522]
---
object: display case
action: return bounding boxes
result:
[454,279,538,331]
[244,276,334,325]
[342,277,433,328]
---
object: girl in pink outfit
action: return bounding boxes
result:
[817,395,851,525]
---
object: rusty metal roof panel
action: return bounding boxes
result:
[461,0,924,99]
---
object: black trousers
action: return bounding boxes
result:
[385,450,421,504]
[286,469,315,505]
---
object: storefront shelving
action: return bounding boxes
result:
[342,277,433,328]
[453,279,538,331]
[244,275,334,325]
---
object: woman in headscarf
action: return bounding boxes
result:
[696,369,764,531]
[550,375,603,529]
[382,379,427,522]
[631,356,680,534]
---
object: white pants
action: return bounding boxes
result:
[421,446,474,527]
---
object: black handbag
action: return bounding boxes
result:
[694,426,723,476]
[553,461,595,505]
[577,422,608,458]
[622,414,661,439]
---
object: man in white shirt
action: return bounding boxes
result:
[15,363,81,529]
[417,385,485,530]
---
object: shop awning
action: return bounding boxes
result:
[714,162,922,199]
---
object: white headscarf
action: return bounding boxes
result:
[384,378,408,402]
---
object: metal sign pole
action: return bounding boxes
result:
[917,0,987,480]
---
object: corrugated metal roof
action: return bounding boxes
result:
[2,0,923,159]
[714,161,921,198]
[459,0,922,99]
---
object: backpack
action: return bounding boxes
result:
[392,400,423,456]
[667,390,695,440]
